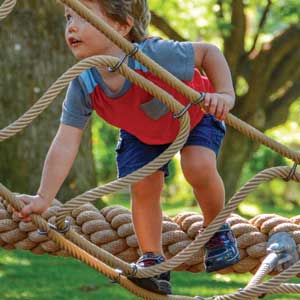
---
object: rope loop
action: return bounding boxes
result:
[110,268,123,284]
[37,219,71,235]
[173,92,206,119]
[108,46,139,72]
[284,162,298,182]
[126,263,139,278]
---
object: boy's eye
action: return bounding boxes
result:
[65,14,73,23]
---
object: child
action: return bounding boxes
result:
[16,0,240,295]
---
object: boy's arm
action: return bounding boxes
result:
[17,123,83,220]
[192,42,235,120]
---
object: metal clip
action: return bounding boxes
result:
[173,92,206,119]
[37,219,71,235]
[284,162,298,182]
[126,263,139,278]
[111,268,123,284]
[267,232,299,272]
[108,46,139,72]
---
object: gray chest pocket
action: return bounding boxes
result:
[140,98,170,120]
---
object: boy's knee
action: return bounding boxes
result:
[183,159,218,187]
[131,172,164,199]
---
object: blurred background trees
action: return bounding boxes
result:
[0,2,98,203]
[1,0,299,212]
[148,0,300,200]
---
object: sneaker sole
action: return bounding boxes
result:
[206,253,240,273]
[129,277,172,295]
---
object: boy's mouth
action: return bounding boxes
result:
[69,37,82,47]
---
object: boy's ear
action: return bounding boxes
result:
[118,15,134,37]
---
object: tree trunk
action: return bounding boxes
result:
[0,1,101,204]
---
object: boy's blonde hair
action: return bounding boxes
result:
[99,0,151,42]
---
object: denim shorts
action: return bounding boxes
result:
[116,114,226,178]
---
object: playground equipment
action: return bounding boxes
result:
[1,1,300,299]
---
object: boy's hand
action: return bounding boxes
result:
[13,194,50,222]
[203,93,235,121]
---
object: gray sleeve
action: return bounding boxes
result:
[142,38,195,81]
[60,77,93,129]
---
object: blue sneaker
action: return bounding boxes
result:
[128,253,172,295]
[204,223,240,273]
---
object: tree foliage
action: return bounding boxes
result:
[148,0,300,198]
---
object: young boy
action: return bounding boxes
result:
[16,0,240,295]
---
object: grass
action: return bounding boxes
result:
[0,249,300,300]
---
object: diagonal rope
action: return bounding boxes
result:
[213,260,300,300]
[59,0,300,164]
[0,0,16,21]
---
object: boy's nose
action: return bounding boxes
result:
[68,23,79,33]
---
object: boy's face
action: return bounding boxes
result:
[64,1,121,59]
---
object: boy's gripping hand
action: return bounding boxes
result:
[203,92,235,121]
[14,194,51,222]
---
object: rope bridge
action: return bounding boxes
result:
[1,187,300,275]
[1,1,300,299]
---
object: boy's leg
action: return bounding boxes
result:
[181,145,239,272]
[180,114,240,272]
[181,146,224,227]
[131,171,164,255]
[116,130,171,294]
[130,172,171,294]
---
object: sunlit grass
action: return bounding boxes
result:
[1,246,300,299]
[238,202,262,218]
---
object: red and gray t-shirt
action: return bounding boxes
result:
[61,37,214,145]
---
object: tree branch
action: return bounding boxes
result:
[256,25,300,74]
[150,10,186,41]
[224,0,246,81]
[217,0,224,19]
[248,0,272,55]
[239,25,300,114]
[216,0,225,40]
[267,50,300,97]
[265,81,300,130]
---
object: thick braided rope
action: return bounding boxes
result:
[39,166,300,280]
[2,182,300,299]
[0,0,16,21]
[2,197,300,275]
[59,0,300,164]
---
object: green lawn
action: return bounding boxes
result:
[0,249,300,300]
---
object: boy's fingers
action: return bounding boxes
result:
[215,103,224,119]
[21,216,32,223]
[17,196,31,205]
[12,211,21,221]
[20,203,33,218]
[208,97,217,115]
[220,107,229,120]
[203,94,211,109]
